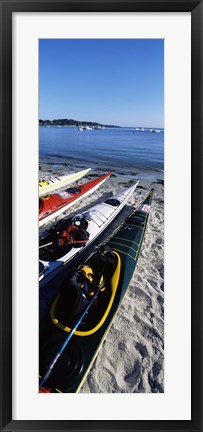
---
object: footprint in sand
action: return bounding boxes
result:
[154,211,161,220]
[124,360,141,387]
[151,243,162,252]
[148,361,164,393]
[157,263,164,279]
[134,287,152,308]
[156,236,163,245]
[135,342,148,359]
[118,341,127,351]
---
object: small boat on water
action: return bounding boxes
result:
[78,126,93,131]
[83,126,93,130]
[39,168,91,196]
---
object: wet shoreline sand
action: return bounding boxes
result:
[39,157,164,393]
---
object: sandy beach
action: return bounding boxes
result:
[39,159,164,393]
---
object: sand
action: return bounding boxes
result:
[39,159,164,393]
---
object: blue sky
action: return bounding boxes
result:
[39,39,164,128]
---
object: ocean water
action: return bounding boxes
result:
[39,126,164,171]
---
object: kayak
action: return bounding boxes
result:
[39,246,121,392]
[39,189,153,393]
[39,181,139,288]
[39,168,91,196]
[39,172,112,227]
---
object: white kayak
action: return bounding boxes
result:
[39,180,139,287]
[39,168,91,196]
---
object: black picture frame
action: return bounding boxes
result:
[0,1,202,431]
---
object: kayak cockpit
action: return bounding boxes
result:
[39,215,90,261]
[50,249,121,336]
[105,198,121,207]
[65,187,81,194]
[125,211,146,227]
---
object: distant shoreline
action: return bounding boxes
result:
[39,119,120,128]
[39,121,164,130]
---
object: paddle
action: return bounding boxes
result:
[39,275,105,390]
[39,241,53,249]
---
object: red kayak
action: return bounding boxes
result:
[39,172,112,227]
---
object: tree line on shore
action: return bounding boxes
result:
[39,118,119,128]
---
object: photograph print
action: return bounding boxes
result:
[38,39,164,394]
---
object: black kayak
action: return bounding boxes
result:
[39,189,153,393]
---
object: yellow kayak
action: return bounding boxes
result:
[39,168,91,196]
